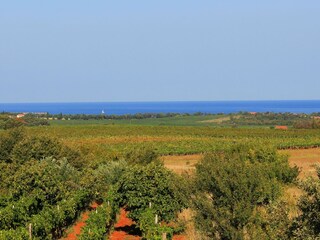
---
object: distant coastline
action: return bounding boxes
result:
[1,100,320,115]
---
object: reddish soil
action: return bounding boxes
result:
[110,208,140,240]
[173,235,186,240]
[62,202,99,240]
[110,209,186,240]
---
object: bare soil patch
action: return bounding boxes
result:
[161,154,202,174]
[62,202,99,240]
[110,209,141,240]
[282,148,320,179]
[199,115,241,124]
[110,209,186,240]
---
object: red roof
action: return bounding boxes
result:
[275,125,288,130]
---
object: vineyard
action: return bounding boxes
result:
[1,124,320,239]
[26,125,320,160]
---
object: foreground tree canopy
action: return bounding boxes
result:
[116,161,186,222]
[193,145,299,240]
[0,127,320,239]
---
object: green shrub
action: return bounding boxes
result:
[139,208,174,240]
[193,145,296,239]
[289,165,320,239]
[0,128,25,163]
[0,227,29,240]
[124,145,158,165]
[116,161,186,223]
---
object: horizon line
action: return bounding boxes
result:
[1,99,320,104]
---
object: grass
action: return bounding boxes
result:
[49,115,227,127]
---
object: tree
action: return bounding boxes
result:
[290,165,320,239]
[10,135,83,168]
[10,158,80,203]
[124,145,158,165]
[116,161,186,223]
[193,146,297,240]
[0,128,25,163]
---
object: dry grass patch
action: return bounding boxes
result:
[283,148,320,179]
[199,115,240,123]
[161,154,202,174]
[177,209,209,240]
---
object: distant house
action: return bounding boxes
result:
[313,116,320,120]
[249,112,257,115]
[275,125,288,130]
[16,113,26,118]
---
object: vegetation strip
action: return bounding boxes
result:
[62,202,99,240]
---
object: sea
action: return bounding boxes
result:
[0,100,320,115]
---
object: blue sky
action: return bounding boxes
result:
[1,1,319,103]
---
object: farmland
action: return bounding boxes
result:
[1,121,320,239]
[25,124,320,160]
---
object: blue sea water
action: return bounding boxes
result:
[0,101,320,115]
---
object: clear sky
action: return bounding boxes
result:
[1,1,319,103]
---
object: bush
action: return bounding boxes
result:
[116,161,186,223]
[124,145,158,165]
[0,227,29,240]
[11,136,82,167]
[0,128,83,168]
[289,165,320,239]
[0,128,25,163]
[139,208,174,240]
[193,145,297,239]
[10,158,80,202]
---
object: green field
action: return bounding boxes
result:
[49,115,229,126]
[24,124,320,163]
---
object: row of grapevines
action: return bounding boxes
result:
[0,190,92,240]
[0,195,42,230]
[0,227,29,240]
[79,190,117,240]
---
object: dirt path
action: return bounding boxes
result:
[109,208,141,240]
[62,202,99,240]
[109,208,186,240]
